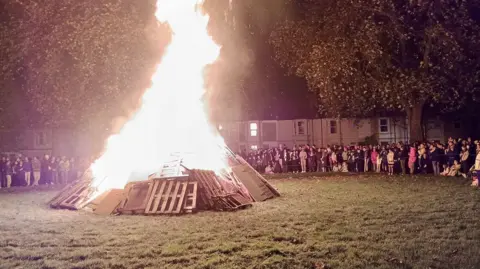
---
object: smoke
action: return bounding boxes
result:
[201,0,293,120]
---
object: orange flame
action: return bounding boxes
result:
[89,0,226,197]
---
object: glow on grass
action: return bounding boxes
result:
[89,0,227,197]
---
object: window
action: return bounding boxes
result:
[262,122,277,141]
[330,120,337,134]
[295,120,306,135]
[250,122,258,137]
[379,118,389,133]
[250,145,258,150]
[34,130,51,147]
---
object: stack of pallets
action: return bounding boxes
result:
[189,169,252,211]
[50,169,253,215]
[116,170,252,215]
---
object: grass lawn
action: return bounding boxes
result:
[0,174,479,269]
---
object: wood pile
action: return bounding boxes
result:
[49,171,95,210]
[50,169,253,215]
[190,169,252,211]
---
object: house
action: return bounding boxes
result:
[0,128,99,157]
[219,117,447,152]
[0,116,455,157]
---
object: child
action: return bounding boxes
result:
[440,164,450,176]
[387,149,395,176]
[264,163,274,175]
[448,160,467,178]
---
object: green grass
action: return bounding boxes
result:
[0,174,479,269]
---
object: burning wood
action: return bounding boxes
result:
[49,162,278,216]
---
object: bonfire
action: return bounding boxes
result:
[49,0,279,215]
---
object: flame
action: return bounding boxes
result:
[89,0,226,197]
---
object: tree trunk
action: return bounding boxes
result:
[407,102,425,143]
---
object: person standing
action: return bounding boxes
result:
[41,155,52,185]
[23,157,32,186]
[31,156,41,186]
[299,147,307,173]
[5,160,12,188]
[281,146,289,173]
[308,147,316,172]
[0,156,5,188]
[399,145,408,175]
[472,147,480,187]
[50,157,59,184]
[387,149,395,176]
[370,148,378,172]
[58,156,70,184]
[408,145,417,175]
[322,147,332,172]
[316,148,323,172]
[16,160,25,186]
[364,147,370,172]
[430,144,440,175]
[292,147,300,173]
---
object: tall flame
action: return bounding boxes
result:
[89,0,226,196]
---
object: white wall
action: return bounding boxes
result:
[223,116,446,150]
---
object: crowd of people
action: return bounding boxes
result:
[2,137,479,189]
[0,154,90,189]
[242,137,480,186]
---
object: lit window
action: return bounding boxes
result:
[330,120,337,134]
[250,145,258,150]
[250,123,258,137]
[218,124,223,130]
[379,118,389,133]
[296,121,305,135]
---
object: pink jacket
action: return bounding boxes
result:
[371,151,378,163]
[408,147,417,164]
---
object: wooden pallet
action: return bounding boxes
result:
[49,180,91,209]
[116,181,151,215]
[213,193,252,211]
[48,170,92,206]
[190,170,224,210]
[144,179,197,215]
[58,182,93,210]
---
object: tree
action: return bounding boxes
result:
[270,0,480,141]
[0,0,289,128]
[0,0,168,129]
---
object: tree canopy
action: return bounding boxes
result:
[0,0,167,129]
[0,0,291,128]
[270,0,480,140]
